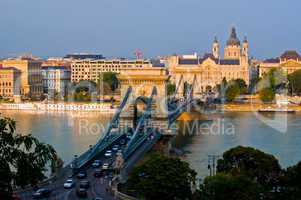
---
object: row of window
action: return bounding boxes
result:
[0,82,12,87]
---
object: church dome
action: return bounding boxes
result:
[226,27,241,46]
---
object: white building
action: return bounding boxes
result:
[41,66,71,99]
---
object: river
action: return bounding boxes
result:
[1,110,301,179]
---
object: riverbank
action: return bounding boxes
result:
[0,102,117,113]
[220,103,301,112]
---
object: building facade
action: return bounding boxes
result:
[71,59,152,83]
[259,50,301,77]
[41,66,71,99]
[168,27,250,96]
[0,67,21,99]
[2,57,43,99]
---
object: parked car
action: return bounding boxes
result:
[104,150,112,157]
[77,171,87,179]
[76,188,87,198]
[92,160,102,168]
[64,179,75,189]
[32,188,52,199]
[79,180,90,189]
[94,169,103,178]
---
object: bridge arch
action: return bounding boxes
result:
[118,67,169,134]
[133,96,149,129]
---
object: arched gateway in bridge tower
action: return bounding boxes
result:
[118,67,170,134]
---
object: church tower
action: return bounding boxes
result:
[224,27,241,60]
[212,36,220,59]
[242,36,249,58]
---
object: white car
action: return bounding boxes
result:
[102,163,109,170]
[64,179,75,189]
[112,145,119,152]
[105,150,112,157]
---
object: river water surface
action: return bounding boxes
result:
[1,110,301,178]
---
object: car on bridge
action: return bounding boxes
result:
[102,163,110,170]
[112,144,119,152]
[77,171,87,179]
[92,159,102,168]
[32,188,52,199]
[105,150,112,157]
[79,180,90,189]
[64,179,75,189]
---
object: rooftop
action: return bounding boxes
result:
[280,50,301,60]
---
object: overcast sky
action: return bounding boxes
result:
[0,0,300,59]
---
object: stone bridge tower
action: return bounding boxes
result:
[118,67,169,134]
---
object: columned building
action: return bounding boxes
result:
[259,50,301,77]
[168,27,250,97]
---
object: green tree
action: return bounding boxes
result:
[127,154,197,200]
[0,116,57,199]
[225,82,240,102]
[288,69,301,95]
[234,78,247,94]
[259,87,275,102]
[167,82,176,96]
[101,72,119,92]
[217,146,282,187]
[199,173,260,200]
[277,161,301,200]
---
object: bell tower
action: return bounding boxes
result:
[212,36,220,59]
[242,36,249,58]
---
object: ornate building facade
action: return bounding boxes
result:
[259,50,301,77]
[168,27,250,97]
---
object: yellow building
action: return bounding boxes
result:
[259,51,301,77]
[2,57,43,99]
[0,67,21,99]
[71,59,152,83]
[168,27,250,96]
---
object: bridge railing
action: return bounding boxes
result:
[72,87,132,170]
[123,87,157,157]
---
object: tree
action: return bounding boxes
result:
[127,154,197,200]
[234,79,247,94]
[216,146,282,187]
[199,173,260,200]
[167,82,176,96]
[288,69,301,95]
[0,116,57,199]
[101,72,119,92]
[277,161,301,200]
[259,87,275,103]
[225,82,240,102]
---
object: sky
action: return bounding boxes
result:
[0,0,300,59]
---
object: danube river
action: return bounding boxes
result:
[1,110,301,178]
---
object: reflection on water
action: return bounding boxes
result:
[0,110,112,165]
[175,112,301,178]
